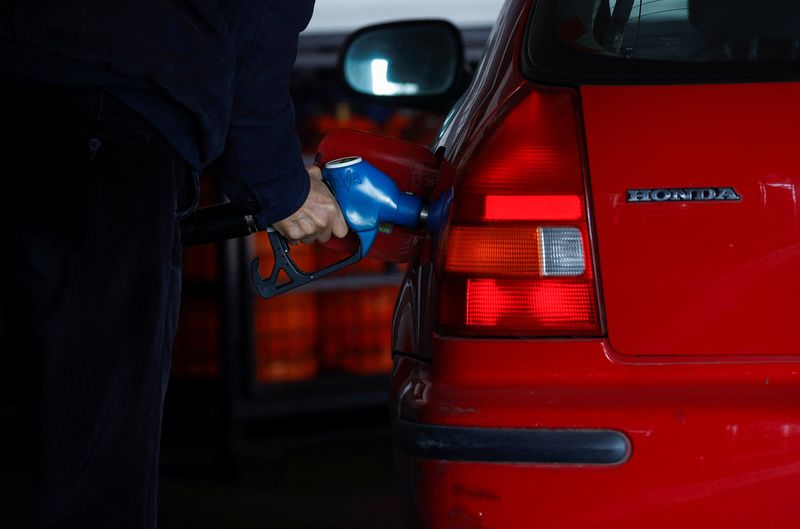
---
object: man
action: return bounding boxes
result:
[0,1,346,527]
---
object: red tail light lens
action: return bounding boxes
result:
[483,195,583,221]
[438,86,602,337]
[464,279,598,330]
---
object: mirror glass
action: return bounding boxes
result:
[344,24,460,97]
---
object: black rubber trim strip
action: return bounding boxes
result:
[394,418,630,465]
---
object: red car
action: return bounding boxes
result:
[324,1,800,527]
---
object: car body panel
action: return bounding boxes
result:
[396,452,800,529]
[392,341,800,528]
[581,82,800,358]
[434,0,529,169]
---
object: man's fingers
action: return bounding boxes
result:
[317,225,333,243]
[331,211,348,238]
[272,165,349,244]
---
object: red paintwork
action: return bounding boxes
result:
[434,1,530,170]
[581,82,800,358]
[359,0,800,526]
[392,340,800,528]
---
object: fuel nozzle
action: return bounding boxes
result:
[250,156,450,299]
[323,156,449,255]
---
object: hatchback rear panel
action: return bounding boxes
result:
[582,82,800,357]
[525,0,800,357]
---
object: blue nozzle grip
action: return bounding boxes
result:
[323,157,424,256]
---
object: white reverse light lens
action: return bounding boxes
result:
[538,227,585,277]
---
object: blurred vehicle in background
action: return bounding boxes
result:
[334,0,800,527]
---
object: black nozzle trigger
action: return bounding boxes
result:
[250,228,362,299]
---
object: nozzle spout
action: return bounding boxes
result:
[423,188,454,233]
[393,192,424,229]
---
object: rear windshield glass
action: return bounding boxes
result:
[525,0,800,83]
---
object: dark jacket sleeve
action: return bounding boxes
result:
[216,1,315,226]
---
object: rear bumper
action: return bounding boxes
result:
[391,338,800,529]
[394,417,629,464]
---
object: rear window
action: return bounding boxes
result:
[525,0,800,83]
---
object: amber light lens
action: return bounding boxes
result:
[437,86,602,337]
[444,226,540,277]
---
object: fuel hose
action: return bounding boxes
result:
[179,202,264,247]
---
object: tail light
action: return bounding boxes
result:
[437,86,602,337]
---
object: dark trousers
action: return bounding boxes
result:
[0,82,184,528]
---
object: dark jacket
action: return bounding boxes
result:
[0,0,315,225]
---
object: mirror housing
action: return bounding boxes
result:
[339,20,468,108]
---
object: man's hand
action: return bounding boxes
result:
[272,165,348,244]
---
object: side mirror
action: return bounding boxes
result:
[340,20,467,107]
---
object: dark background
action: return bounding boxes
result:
[0,13,496,529]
